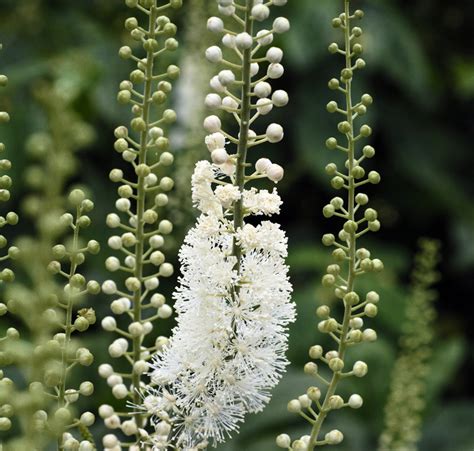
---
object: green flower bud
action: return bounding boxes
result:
[159,177,174,191]
[8,246,20,259]
[341,68,353,80]
[354,9,365,19]
[368,171,381,184]
[155,193,168,207]
[329,358,344,372]
[0,112,10,123]
[338,121,351,134]
[159,152,174,166]
[328,78,340,90]
[70,274,86,288]
[131,117,147,132]
[47,261,61,275]
[343,220,358,233]
[322,234,335,246]
[316,305,330,319]
[87,280,101,295]
[125,17,138,31]
[355,193,369,205]
[368,220,381,232]
[170,0,182,8]
[74,317,90,332]
[167,64,180,80]
[325,163,337,175]
[328,43,339,54]
[364,208,378,221]
[331,176,345,190]
[353,43,363,54]
[360,124,372,137]
[152,91,167,105]
[117,90,132,104]
[323,204,335,218]
[361,93,373,106]
[162,109,177,124]
[322,274,335,287]
[119,46,132,59]
[372,258,384,272]
[77,215,91,228]
[87,240,100,254]
[165,38,179,51]
[344,291,360,306]
[332,248,346,261]
[326,137,338,150]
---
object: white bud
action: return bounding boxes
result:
[250,62,260,77]
[256,158,272,173]
[210,75,226,93]
[218,5,235,16]
[205,93,222,109]
[149,127,163,139]
[122,419,138,436]
[145,173,158,186]
[266,46,283,63]
[256,29,273,46]
[272,89,289,107]
[266,123,284,143]
[105,257,120,272]
[107,236,121,250]
[144,277,159,290]
[98,405,115,419]
[353,360,368,377]
[350,317,364,329]
[158,304,173,319]
[205,45,223,63]
[222,96,239,110]
[149,235,164,249]
[268,63,284,79]
[267,164,285,183]
[211,148,230,165]
[98,364,114,379]
[298,394,312,408]
[220,160,236,176]
[254,81,272,98]
[124,255,135,268]
[362,328,377,342]
[80,412,95,427]
[112,384,128,399]
[235,32,253,49]
[151,293,165,308]
[102,280,117,295]
[325,430,344,445]
[252,4,270,21]
[256,98,273,115]
[103,434,119,448]
[222,33,236,49]
[107,374,122,387]
[79,441,94,451]
[143,321,153,334]
[218,69,235,86]
[101,316,117,332]
[133,360,149,375]
[273,17,290,33]
[106,213,121,228]
[348,394,363,409]
[276,434,291,448]
[207,17,224,33]
[115,198,130,212]
[104,414,121,430]
[204,115,222,133]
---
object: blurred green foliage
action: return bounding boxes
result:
[0,0,472,449]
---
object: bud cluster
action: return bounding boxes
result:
[36,189,99,450]
[280,2,382,449]
[379,239,441,451]
[0,44,21,435]
[100,0,181,448]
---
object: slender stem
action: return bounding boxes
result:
[131,4,158,436]
[57,206,80,451]
[308,1,355,447]
[232,0,253,269]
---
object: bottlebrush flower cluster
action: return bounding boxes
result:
[146,0,295,448]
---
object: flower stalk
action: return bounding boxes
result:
[99,0,181,448]
[279,1,383,449]
[147,0,294,448]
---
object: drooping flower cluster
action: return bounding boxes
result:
[279,2,383,450]
[147,0,295,448]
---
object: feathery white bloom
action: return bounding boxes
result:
[148,208,294,447]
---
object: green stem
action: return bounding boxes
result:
[232,0,253,268]
[131,3,158,438]
[308,1,355,447]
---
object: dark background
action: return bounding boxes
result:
[0,0,473,449]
